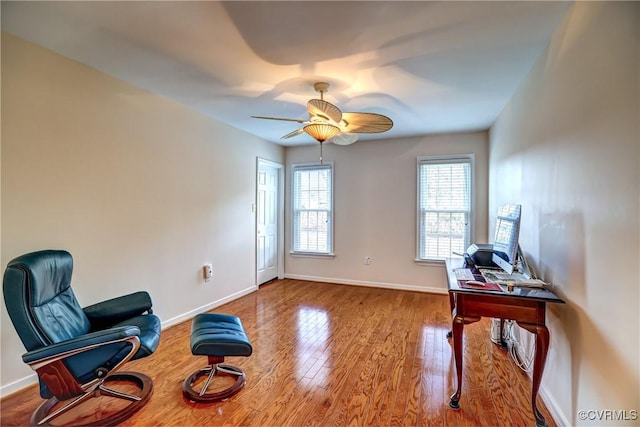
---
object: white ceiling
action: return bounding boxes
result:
[1,1,572,146]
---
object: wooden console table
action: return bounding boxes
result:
[445,257,564,427]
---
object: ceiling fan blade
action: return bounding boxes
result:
[280,128,305,139]
[341,112,393,133]
[307,99,342,124]
[251,115,309,124]
[328,132,358,146]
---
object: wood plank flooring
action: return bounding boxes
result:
[0,279,557,426]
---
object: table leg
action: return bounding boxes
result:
[499,318,508,350]
[518,322,550,427]
[448,291,456,313]
[449,312,482,410]
[446,292,456,338]
[449,314,464,409]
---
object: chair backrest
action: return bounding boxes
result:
[3,250,91,352]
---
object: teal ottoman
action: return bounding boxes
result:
[182,313,253,402]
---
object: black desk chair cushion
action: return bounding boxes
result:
[3,249,161,426]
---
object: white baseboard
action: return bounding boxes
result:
[539,378,571,426]
[284,274,448,295]
[0,374,38,399]
[0,285,258,399]
[160,285,257,329]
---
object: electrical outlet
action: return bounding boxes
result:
[364,257,371,265]
[203,264,213,281]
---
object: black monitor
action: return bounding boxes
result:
[491,204,521,274]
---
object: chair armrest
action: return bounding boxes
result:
[22,326,140,364]
[83,291,153,329]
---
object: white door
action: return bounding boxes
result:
[257,161,279,284]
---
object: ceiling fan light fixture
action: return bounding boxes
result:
[303,123,341,143]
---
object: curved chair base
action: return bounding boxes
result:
[182,364,246,403]
[31,372,153,427]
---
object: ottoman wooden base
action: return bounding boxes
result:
[182,363,246,403]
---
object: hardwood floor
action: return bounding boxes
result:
[1,279,557,426]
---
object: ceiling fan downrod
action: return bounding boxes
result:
[314,81,330,101]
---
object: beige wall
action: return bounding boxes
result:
[285,132,489,292]
[0,33,284,394]
[489,2,639,425]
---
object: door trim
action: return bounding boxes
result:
[256,158,285,287]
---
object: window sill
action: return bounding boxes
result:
[414,258,446,266]
[290,252,335,259]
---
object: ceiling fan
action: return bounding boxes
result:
[252,82,393,162]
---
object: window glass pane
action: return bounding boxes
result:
[418,157,472,260]
[292,164,333,254]
[421,163,470,211]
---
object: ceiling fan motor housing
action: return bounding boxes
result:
[314,82,330,94]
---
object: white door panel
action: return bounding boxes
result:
[257,161,279,284]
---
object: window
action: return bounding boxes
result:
[291,162,334,255]
[417,155,472,261]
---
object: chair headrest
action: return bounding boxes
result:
[7,250,74,306]
[4,249,92,351]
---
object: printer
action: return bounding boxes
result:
[465,243,508,268]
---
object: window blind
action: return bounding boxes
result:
[417,157,472,260]
[292,163,333,254]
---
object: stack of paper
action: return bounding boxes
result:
[479,269,547,288]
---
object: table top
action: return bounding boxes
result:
[445,258,565,304]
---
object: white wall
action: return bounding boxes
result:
[285,132,489,292]
[489,2,639,425]
[0,33,284,395]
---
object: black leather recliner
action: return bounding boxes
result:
[3,249,161,426]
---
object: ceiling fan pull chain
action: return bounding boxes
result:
[319,141,324,164]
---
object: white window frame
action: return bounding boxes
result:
[290,162,335,257]
[415,154,474,263]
